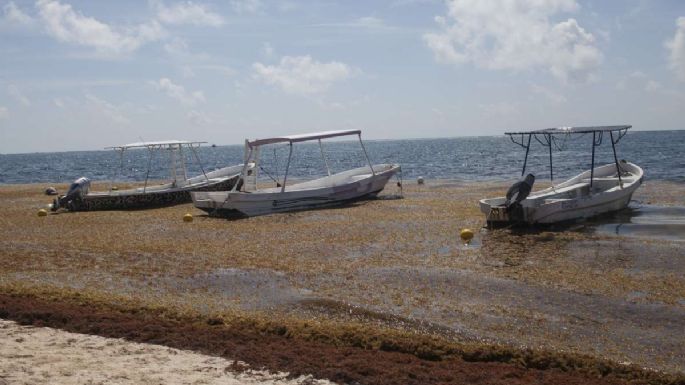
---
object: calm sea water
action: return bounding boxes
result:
[1,130,683,185]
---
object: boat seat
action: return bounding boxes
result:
[543,198,572,204]
[530,182,590,199]
[529,182,589,200]
[554,182,590,192]
[348,174,369,182]
[582,177,620,183]
[581,177,622,191]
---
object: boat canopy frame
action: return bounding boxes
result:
[105,140,210,193]
[235,130,375,193]
[505,125,631,189]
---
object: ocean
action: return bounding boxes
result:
[1,130,683,185]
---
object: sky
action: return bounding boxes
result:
[0,0,684,153]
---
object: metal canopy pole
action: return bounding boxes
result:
[233,141,252,192]
[190,144,209,183]
[169,145,177,184]
[609,130,623,188]
[178,144,187,183]
[110,149,125,193]
[547,134,553,183]
[358,134,375,175]
[318,139,331,176]
[143,146,153,193]
[281,142,293,193]
[521,134,532,176]
[590,132,596,189]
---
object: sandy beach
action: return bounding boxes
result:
[1,179,684,384]
[0,319,331,385]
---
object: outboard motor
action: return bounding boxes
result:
[505,173,535,209]
[51,177,90,211]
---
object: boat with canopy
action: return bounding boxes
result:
[480,125,644,225]
[51,140,248,211]
[191,130,401,217]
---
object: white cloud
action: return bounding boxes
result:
[277,2,297,12]
[0,106,8,119]
[616,70,646,90]
[262,42,274,58]
[155,1,224,27]
[54,98,65,108]
[531,84,566,104]
[645,80,663,93]
[614,71,683,99]
[3,2,34,25]
[187,110,211,125]
[85,94,129,124]
[314,99,347,110]
[252,55,353,95]
[180,65,196,78]
[478,101,518,116]
[154,78,205,105]
[230,0,263,14]
[313,16,395,32]
[354,16,385,29]
[7,85,31,106]
[392,0,441,7]
[163,37,211,61]
[177,64,236,78]
[665,17,685,81]
[629,70,647,79]
[36,0,165,56]
[164,37,189,55]
[423,0,602,83]
[196,64,235,76]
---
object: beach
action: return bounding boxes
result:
[1,180,684,384]
[0,319,332,385]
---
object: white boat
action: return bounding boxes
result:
[51,140,248,211]
[480,126,644,225]
[191,130,401,217]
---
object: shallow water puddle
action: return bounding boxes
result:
[590,204,685,241]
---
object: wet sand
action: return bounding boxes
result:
[1,179,684,383]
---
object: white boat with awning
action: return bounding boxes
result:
[191,130,401,218]
[51,140,248,211]
[480,125,644,225]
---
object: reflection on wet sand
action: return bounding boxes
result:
[590,204,685,240]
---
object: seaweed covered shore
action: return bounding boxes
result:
[1,180,684,384]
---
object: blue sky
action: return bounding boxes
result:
[1,0,684,153]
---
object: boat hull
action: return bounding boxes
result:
[55,163,248,212]
[66,175,238,211]
[480,162,644,225]
[192,164,400,218]
[63,175,240,211]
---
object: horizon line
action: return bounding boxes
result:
[0,128,682,156]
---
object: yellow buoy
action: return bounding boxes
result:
[37,208,48,217]
[183,213,193,222]
[460,228,474,243]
